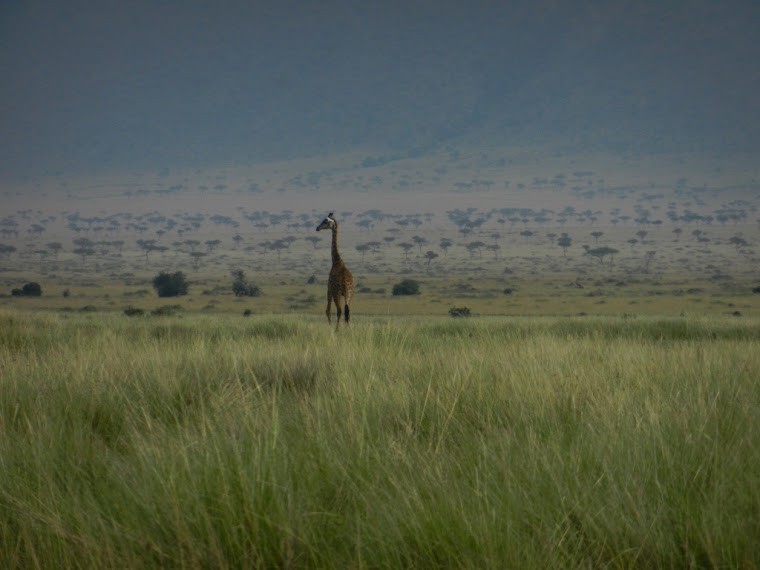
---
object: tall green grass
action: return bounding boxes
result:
[1,310,759,568]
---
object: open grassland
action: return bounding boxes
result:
[1,310,759,568]
[2,146,759,319]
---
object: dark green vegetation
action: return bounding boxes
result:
[152,270,189,298]
[1,311,759,567]
[392,279,421,296]
[10,282,41,297]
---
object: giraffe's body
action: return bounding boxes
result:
[316,213,354,326]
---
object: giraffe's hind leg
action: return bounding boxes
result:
[344,290,353,323]
[325,293,333,324]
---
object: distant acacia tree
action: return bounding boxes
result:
[411,235,428,253]
[729,236,749,251]
[398,242,413,259]
[587,246,619,267]
[424,250,438,265]
[355,219,373,232]
[73,246,95,267]
[557,234,572,257]
[466,241,486,258]
[46,242,63,259]
[643,250,656,273]
[305,236,321,250]
[189,251,206,269]
[355,244,371,263]
[137,239,167,261]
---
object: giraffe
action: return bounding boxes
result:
[316,213,354,326]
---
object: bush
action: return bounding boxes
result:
[124,306,145,317]
[448,306,471,318]
[392,279,420,296]
[231,270,262,297]
[152,271,188,297]
[752,285,760,294]
[11,282,42,297]
[151,305,182,317]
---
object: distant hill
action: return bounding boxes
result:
[1,0,758,179]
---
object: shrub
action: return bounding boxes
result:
[124,306,145,317]
[151,305,182,317]
[752,285,760,294]
[11,282,42,297]
[392,279,420,296]
[448,306,471,318]
[152,271,188,297]
[231,270,262,297]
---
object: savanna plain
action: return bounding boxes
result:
[2,148,760,567]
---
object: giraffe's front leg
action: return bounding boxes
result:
[325,293,333,324]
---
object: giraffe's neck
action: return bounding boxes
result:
[331,227,343,266]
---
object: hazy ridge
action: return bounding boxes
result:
[2,0,759,179]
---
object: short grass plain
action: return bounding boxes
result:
[1,311,759,568]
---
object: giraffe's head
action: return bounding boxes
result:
[316,213,336,232]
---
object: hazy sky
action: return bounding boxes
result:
[2,0,759,180]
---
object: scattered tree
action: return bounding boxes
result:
[11,282,42,297]
[152,271,189,297]
[586,246,619,266]
[557,234,572,257]
[424,250,439,265]
[392,279,420,296]
[398,242,414,259]
[643,250,656,273]
[231,269,262,297]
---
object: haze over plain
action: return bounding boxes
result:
[2,0,758,187]
[1,1,760,320]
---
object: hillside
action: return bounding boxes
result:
[1,0,759,179]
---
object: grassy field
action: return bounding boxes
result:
[2,309,759,568]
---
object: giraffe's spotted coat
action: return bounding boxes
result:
[316,213,354,326]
